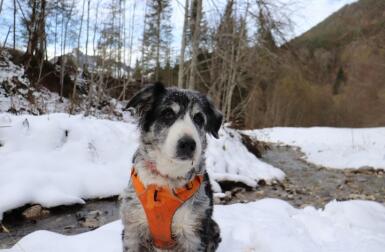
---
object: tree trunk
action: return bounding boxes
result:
[72,0,86,106]
[37,0,46,62]
[13,0,16,49]
[177,0,189,89]
[86,0,100,115]
[54,1,58,59]
[155,0,162,81]
[77,0,86,65]
[0,0,4,16]
[85,0,90,69]
[140,0,148,85]
[188,0,202,90]
[2,26,11,48]
[60,1,75,100]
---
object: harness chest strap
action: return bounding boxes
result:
[131,168,203,249]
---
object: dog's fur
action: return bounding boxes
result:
[120,83,222,252]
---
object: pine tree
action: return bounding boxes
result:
[141,0,173,81]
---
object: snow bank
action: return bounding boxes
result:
[207,128,284,189]
[0,113,283,219]
[0,113,138,220]
[3,199,385,252]
[245,127,385,170]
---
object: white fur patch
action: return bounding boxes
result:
[156,113,202,178]
[170,103,180,114]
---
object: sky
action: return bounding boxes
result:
[287,0,358,36]
[0,0,358,66]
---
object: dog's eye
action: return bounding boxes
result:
[161,108,176,121]
[193,113,205,127]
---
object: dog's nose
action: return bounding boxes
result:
[176,136,196,159]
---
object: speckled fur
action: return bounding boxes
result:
[120,83,222,252]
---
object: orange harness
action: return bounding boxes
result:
[131,168,203,249]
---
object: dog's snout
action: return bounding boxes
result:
[176,136,196,159]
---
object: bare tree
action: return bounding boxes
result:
[59,0,75,100]
[13,0,17,49]
[84,0,90,67]
[177,0,189,88]
[86,0,100,115]
[120,0,137,100]
[188,0,202,90]
[76,0,86,64]
[0,0,4,16]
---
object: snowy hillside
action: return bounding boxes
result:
[245,127,385,170]
[3,199,385,252]
[0,50,126,118]
[0,113,283,220]
[0,50,67,114]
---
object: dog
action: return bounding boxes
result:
[120,82,222,251]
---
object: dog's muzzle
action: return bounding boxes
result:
[176,136,196,160]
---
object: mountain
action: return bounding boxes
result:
[285,0,385,127]
[292,0,385,50]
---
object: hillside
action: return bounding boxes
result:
[292,0,385,50]
[282,0,385,127]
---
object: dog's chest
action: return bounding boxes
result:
[126,188,202,249]
[132,198,199,235]
[172,201,200,238]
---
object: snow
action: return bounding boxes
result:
[0,50,69,114]
[3,198,385,252]
[245,127,385,170]
[0,113,283,220]
[0,50,126,118]
[0,113,138,220]
[0,51,29,88]
[207,128,284,188]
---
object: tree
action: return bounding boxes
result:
[59,0,75,99]
[13,0,17,49]
[23,0,47,59]
[188,0,203,90]
[0,0,4,16]
[97,0,123,76]
[177,0,189,88]
[141,0,172,81]
[333,67,346,95]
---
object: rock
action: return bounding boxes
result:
[258,179,266,186]
[22,205,50,220]
[213,197,222,205]
[231,187,246,195]
[79,210,105,229]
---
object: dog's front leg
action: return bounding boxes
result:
[122,227,153,252]
[121,187,153,252]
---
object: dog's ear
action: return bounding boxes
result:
[125,82,166,117]
[200,95,223,139]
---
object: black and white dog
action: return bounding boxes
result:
[120,82,222,251]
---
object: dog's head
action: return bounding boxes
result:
[126,82,222,178]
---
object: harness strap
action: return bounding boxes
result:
[131,168,203,249]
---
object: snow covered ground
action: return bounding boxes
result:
[245,127,385,170]
[3,198,385,252]
[0,113,283,220]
